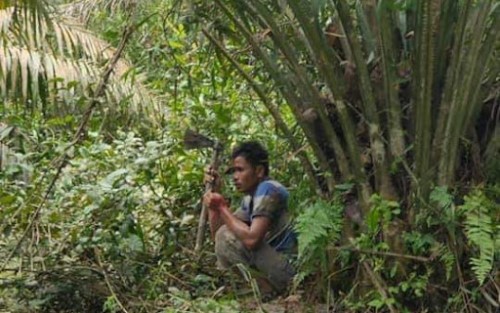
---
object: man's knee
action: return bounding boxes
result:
[214,225,247,268]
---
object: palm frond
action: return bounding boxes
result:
[0,4,161,123]
[1,7,115,62]
[0,47,149,109]
[0,7,14,33]
[59,0,139,24]
[0,43,155,119]
[0,1,52,47]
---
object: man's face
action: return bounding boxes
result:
[232,156,263,194]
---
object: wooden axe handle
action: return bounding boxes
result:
[194,142,222,254]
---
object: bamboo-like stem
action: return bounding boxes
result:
[244,0,352,181]
[213,0,336,192]
[460,3,499,129]
[465,8,500,125]
[432,0,458,106]
[202,28,324,196]
[433,0,472,185]
[356,0,377,57]
[438,1,497,186]
[412,0,434,200]
[377,0,405,159]
[333,0,396,200]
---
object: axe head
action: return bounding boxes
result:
[183,129,215,150]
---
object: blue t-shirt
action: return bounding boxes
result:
[233,179,297,253]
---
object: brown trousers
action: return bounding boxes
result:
[214,225,295,293]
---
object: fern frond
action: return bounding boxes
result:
[294,199,344,285]
[435,243,455,282]
[295,208,330,258]
[461,190,496,285]
[295,199,343,259]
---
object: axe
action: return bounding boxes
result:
[183,129,223,254]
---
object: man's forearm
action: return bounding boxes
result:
[218,205,252,240]
[208,210,223,239]
[217,204,271,251]
[204,191,270,249]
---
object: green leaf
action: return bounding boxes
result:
[122,234,144,253]
[101,168,129,188]
[430,186,453,209]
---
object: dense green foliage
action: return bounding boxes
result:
[1,0,499,312]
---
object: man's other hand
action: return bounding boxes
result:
[204,166,222,191]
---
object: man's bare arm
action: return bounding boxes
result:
[208,209,222,239]
[218,204,270,250]
[204,192,270,250]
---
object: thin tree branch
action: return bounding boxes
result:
[95,248,130,313]
[330,245,435,263]
[362,261,398,313]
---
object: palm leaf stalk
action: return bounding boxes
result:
[436,1,498,186]
[412,0,435,202]
[213,0,337,192]
[377,0,405,160]
[481,57,500,174]
[284,1,372,205]
[286,2,363,171]
[356,0,378,59]
[202,28,323,196]
[243,1,352,183]
[464,7,499,125]
[333,0,397,201]
[432,0,458,105]
[432,0,472,165]
[484,121,500,172]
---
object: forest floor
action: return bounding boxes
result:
[240,296,330,313]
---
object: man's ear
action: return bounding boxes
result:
[256,165,266,178]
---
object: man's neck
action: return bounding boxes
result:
[246,177,270,196]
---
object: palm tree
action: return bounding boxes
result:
[200,0,499,309]
[203,0,499,211]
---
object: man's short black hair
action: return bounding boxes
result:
[231,141,269,176]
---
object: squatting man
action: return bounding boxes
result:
[203,141,297,296]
